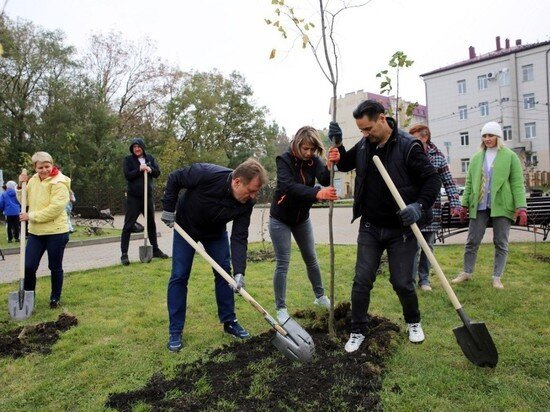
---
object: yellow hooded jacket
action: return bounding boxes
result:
[18,171,71,235]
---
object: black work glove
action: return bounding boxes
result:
[328,121,343,145]
[399,202,423,226]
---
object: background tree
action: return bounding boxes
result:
[266,0,370,336]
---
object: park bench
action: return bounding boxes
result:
[71,206,115,228]
[436,196,550,243]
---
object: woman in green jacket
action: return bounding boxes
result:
[451,122,527,289]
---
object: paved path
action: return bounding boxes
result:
[0,207,541,284]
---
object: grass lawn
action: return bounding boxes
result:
[0,241,548,411]
[0,225,122,251]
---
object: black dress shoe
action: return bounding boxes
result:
[121,254,130,265]
[153,249,169,259]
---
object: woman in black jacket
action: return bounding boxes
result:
[269,126,338,323]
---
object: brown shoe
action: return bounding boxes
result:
[492,278,504,289]
[451,272,472,284]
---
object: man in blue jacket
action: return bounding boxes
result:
[328,100,441,353]
[120,138,168,265]
[160,159,268,352]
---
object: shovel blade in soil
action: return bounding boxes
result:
[8,290,35,321]
[139,245,153,263]
[453,321,498,368]
[271,317,315,362]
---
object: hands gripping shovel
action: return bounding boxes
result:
[8,169,35,320]
[173,223,315,362]
[373,156,498,368]
[139,170,153,263]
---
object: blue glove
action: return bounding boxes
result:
[161,210,176,228]
[328,121,343,145]
[399,202,423,226]
[231,273,245,292]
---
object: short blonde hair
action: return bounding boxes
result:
[31,151,54,165]
[290,126,325,158]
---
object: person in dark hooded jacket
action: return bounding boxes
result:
[269,126,338,324]
[0,180,21,242]
[120,138,168,265]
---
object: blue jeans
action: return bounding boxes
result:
[269,217,325,310]
[414,231,436,286]
[463,210,512,278]
[24,233,69,301]
[167,230,235,335]
[351,220,420,332]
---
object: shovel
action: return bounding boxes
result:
[173,223,315,362]
[373,156,498,368]
[139,170,153,263]
[8,170,35,320]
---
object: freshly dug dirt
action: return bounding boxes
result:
[107,302,400,411]
[0,313,78,358]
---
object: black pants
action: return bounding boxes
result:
[6,215,20,241]
[120,195,159,254]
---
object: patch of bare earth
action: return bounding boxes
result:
[107,302,400,411]
[0,313,78,358]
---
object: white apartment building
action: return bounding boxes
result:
[421,37,550,185]
[330,91,427,197]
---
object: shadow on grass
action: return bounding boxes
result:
[106,302,400,411]
[0,313,78,358]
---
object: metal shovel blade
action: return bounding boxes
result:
[8,289,35,321]
[271,317,315,362]
[453,321,498,368]
[139,245,153,263]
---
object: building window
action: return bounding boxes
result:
[523,93,535,109]
[458,105,468,120]
[525,122,536,139]
[477,75,488,90]
[499,70,510,86]
[522,64,534,82]
[479,101,489,117]
[502,126,512,142]
[461,158,470,173]
[460,132,469,146]
[457,80,466,94]
[526,152,538,167]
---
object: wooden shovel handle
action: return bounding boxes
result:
[372,156,463,310]
[173,223,287,335]
[19,169,28,281]
[143,171,148,241]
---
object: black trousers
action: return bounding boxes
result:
[120,195,159,254]
[6,215,20,241]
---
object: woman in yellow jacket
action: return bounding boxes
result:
[18,152,71,308]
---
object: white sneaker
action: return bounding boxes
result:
[420,284,433,292]
[344,333,365,353]
[313,295,331,309]
[276,308,290,324]
[407,322,425,343]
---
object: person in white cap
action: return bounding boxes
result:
[452,121,527,289]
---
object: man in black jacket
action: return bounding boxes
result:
[328,100,441,353]
[120,138,168,265]
[160,159,267,352]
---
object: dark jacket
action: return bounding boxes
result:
[270,149,331,225]
[161,163,255,275]
[337,119,441,228]
[123,138,161,197]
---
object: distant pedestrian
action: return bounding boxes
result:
[18,152,71,309]
[0,180,21,243]
[409,124,461,291]
[269,126,336,323]
[66,190,76,233]
[120,138,168,265]
[452,121,527,289]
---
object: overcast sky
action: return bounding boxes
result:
[5,0,550,136]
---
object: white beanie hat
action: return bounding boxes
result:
[481,121,502,138]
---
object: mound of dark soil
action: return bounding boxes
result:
[0,313,78,358]
[107,303,400,411]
